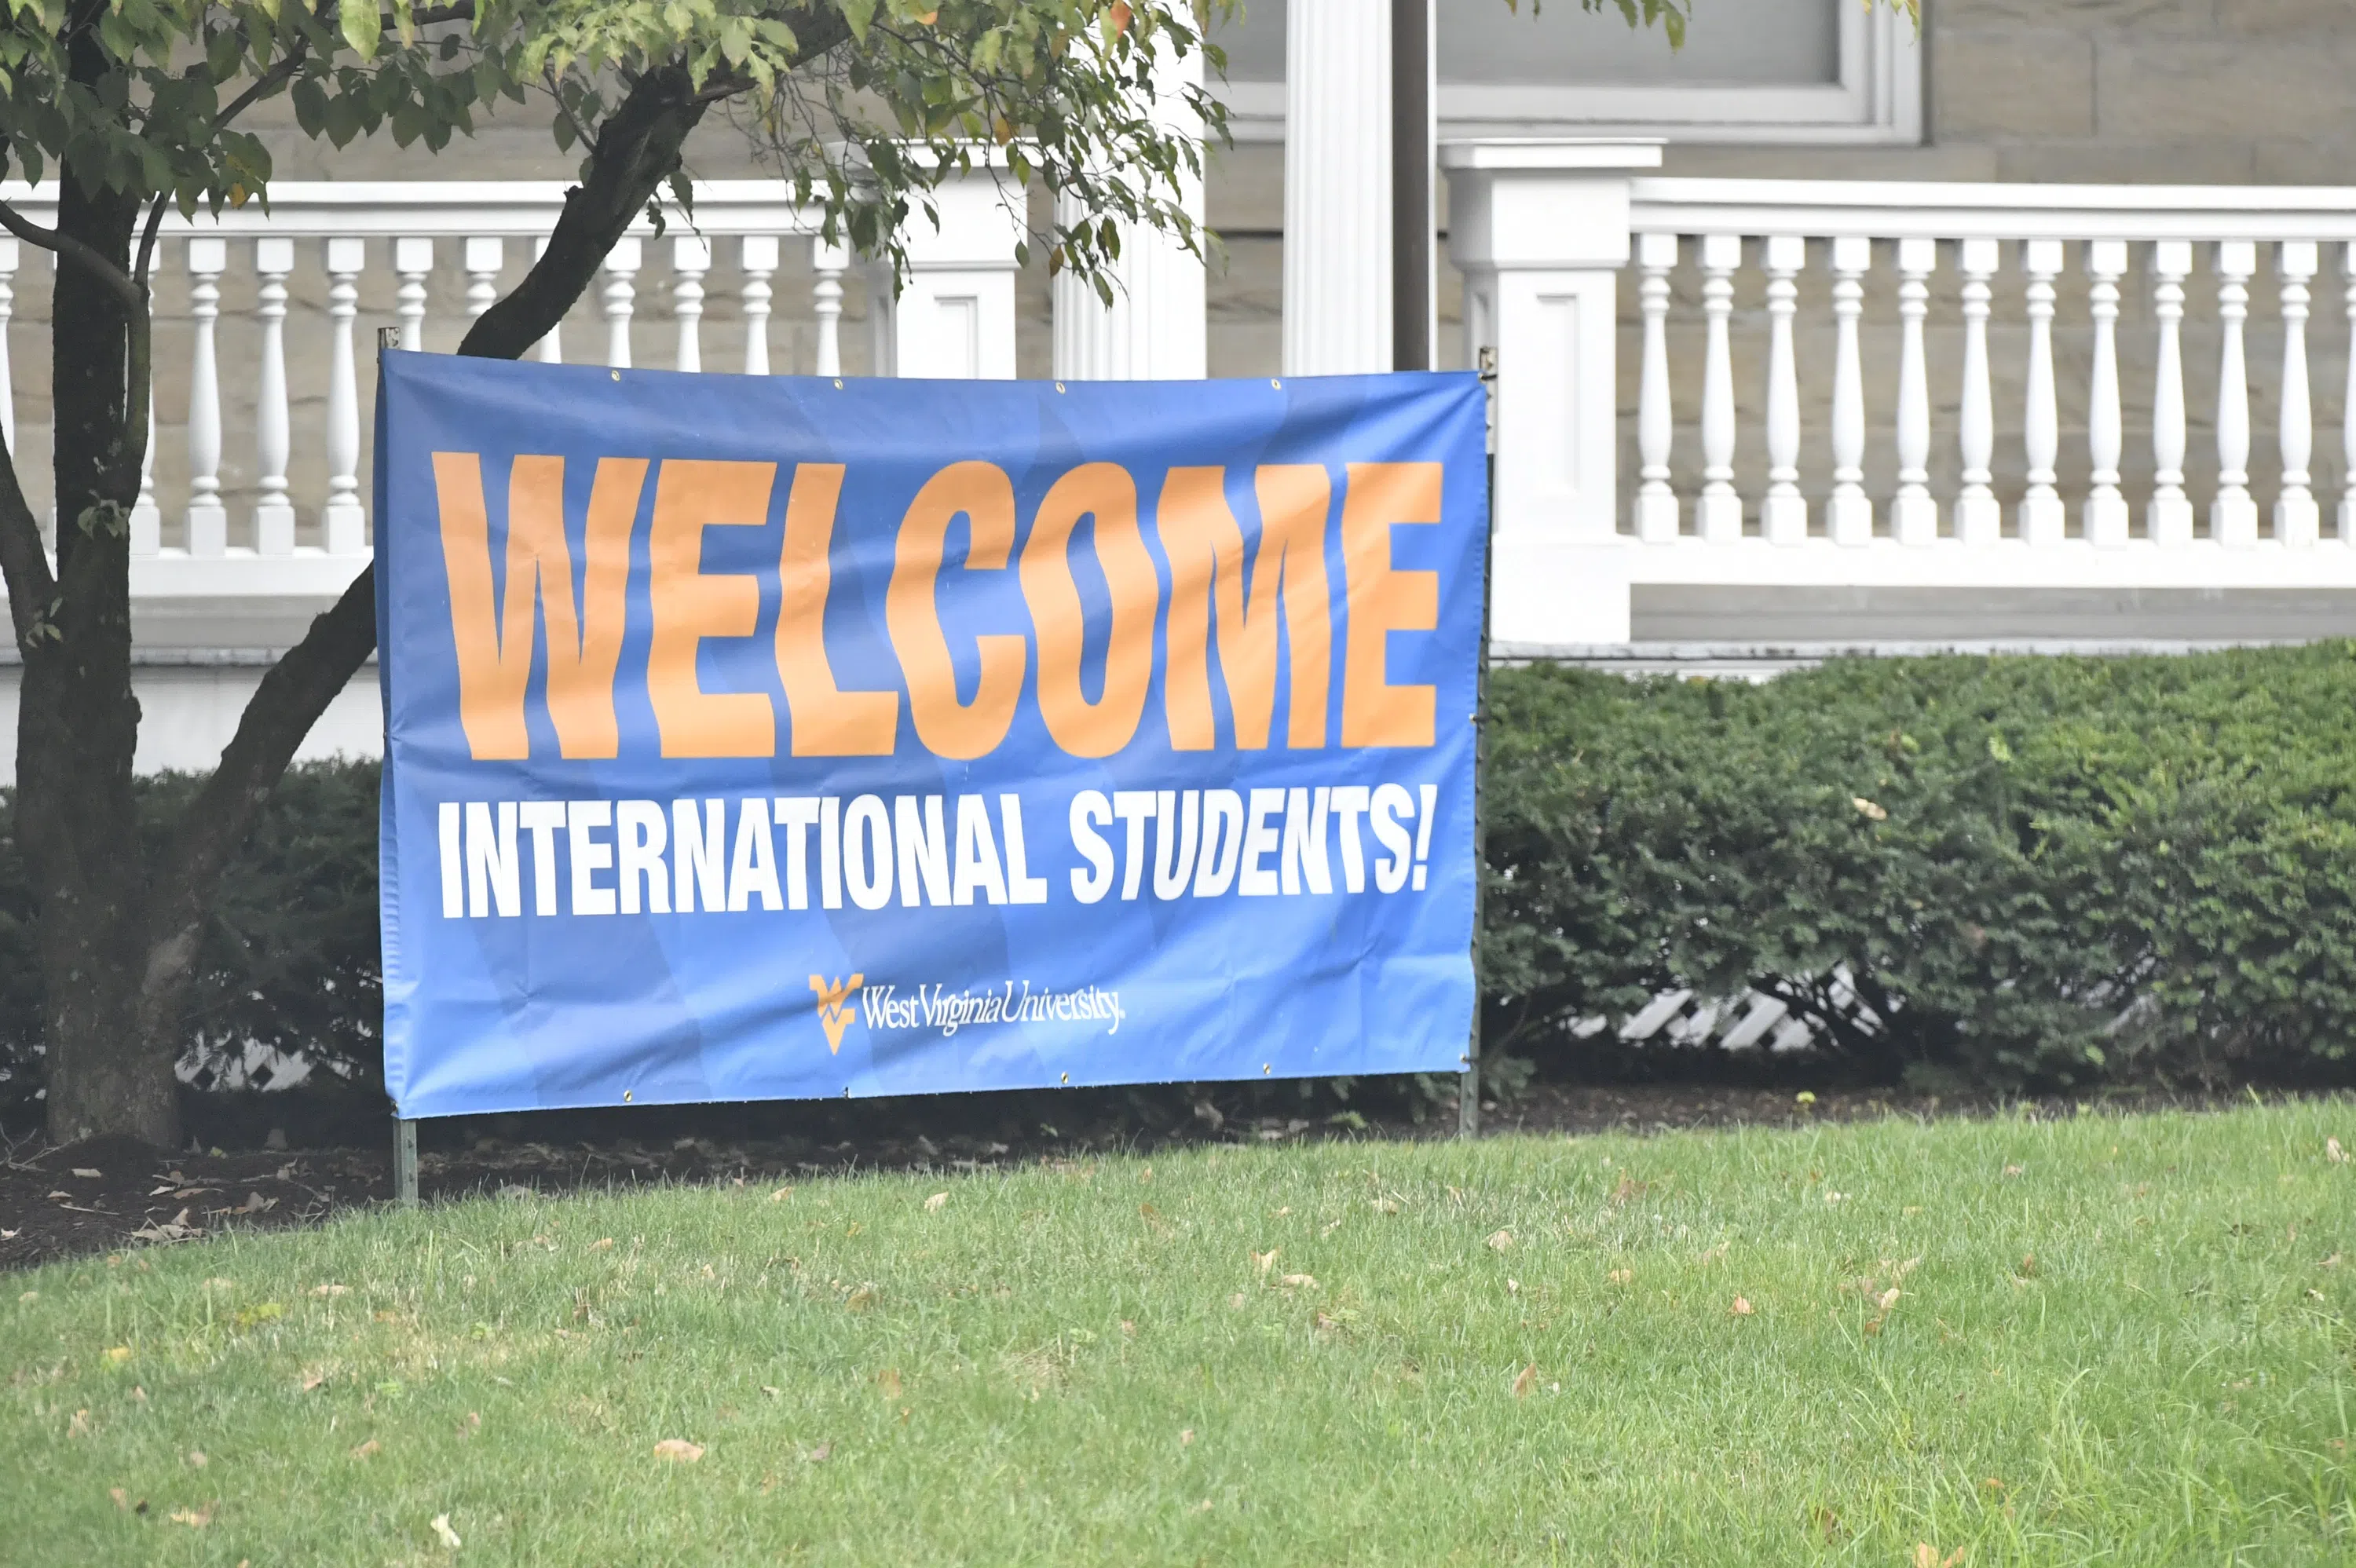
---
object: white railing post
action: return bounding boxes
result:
[253,236,296,556]
[393,236,432,351]
[1442,141,1658,645]
[2084,239,2129,548]
[1762,234,1805,546]
[741,236,776,375]
[2150,240,2194,547]
[463,236,502,327]
[1955,237,1999,546]
[1633,231,1677,542]
[1283,0,1389,375]
[672,234,710,372]
[1697,232,1742,544]
[813,238,847,378]
[891,152,1023,379]
[184,236,227,557]
[2343,243,2356,543]
[1893,236,1937,547]
[2277,240,2319,546]
[532,236,562,363]
[322,236,367,555]
[2213,240,2259,547]
[131,388,158,556]
[2019,238,2064,547]
[1827,235,1871,546]
[604,237,641,368]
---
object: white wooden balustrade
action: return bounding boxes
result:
[0,173,1026,608]
[1446,144,2356,646]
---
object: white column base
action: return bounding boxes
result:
[185,503,227,557]
[1953,492,2000,548]
[2339,497,2356,543]
[2275,494,2320,547]
[323,500,368,557]
[2149,495,2195,547]
[2019,492,2065,548]
[1491,541,1630,646]
[2212,492,2259,547]
[1762,492,1807,546]
[1697,488,1743,544]
[1827,492,1872,546]
[254,502,296,557]
[2084,492,2131,549]
[129,500,160,557]
[1633,489,1680,543]
[1893,492,1939,547]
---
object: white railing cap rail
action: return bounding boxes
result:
[1631,177,2356,244]
[0,179,825,241]
[1438,138,1663,173]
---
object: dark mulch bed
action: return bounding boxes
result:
[0,1083,2290,1272]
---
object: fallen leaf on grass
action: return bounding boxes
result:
[66,1409,90,1438]
[1809,1504,1841,1539]
[103,1346,131,1365]
[1729,1296,1756,1317]
[1250,1248,1279,1276]
[877,1368,902,1398]
[770,1186,794,1202]
[924,1192,948,1212]
[1180,1428,1194,1446]
[186,1450,207,1469]
[844,1285,878,1312]
[431,1512,462,1548]
[653,1439,704,1463]
[301,1369,327,1392]
[1511,1363,1537,1398]
[1485,1230,1515,1252]
[168,1504,212,1528]
[0,1229,16,1240]
[1227,1292,1246,1310]
[2322,1254,2343,1269]
[350,1439,380,1459]
[803,1442,831,1464]
[760,1385,781,1398]
[71,1168,101,1179]
[2331,1138,2348,1164]
[230,1191,276,1215]
[1913,1548,1963,1568]
[1610,1176,1648,1204]
[46,1190,69,1200]
[109,1488,127,1510]
[1279,1273,1317,1290]
[1607,1268,1633,1286]
[2016,1254,2038,1279]
[309,1283,350,1297]
[1852,796,1887,821]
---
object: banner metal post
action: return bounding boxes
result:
[1461,345,1498,1139]
[393,1118,419,1205]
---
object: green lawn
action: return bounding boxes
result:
[7,1102,2356,1565]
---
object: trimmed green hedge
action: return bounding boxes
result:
[7,642,2356,1120]
[1484,643,2356,1089]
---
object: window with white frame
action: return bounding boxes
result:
[1213,0,1922,145]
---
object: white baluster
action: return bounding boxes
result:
[322,236,367,555]
[1955,238,1999,547]
[2277,240,2319,546]
[393,237,433,352]
[463,236,502,331]
[2149,241,2194,547]
[130,388,158,556]
[604,237,642,369]
[1762,235,1805,546]
[2084,240,2129,548]
[0,238,18,456]
[1893,236,1937,547]
[532,236,562,364]
[1827,236,1871,546]
[741,236,777,376]
[2213,240,2258,547]
[184,237,227,556]
[1697,233,1742,544]
[814,238,847,378]
[1632,232,1677,543]
[672,235,710,372]
[2343,243,2356,543]
[253,236,295,555]
[2019,238,2065,547]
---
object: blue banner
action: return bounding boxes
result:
[377,353,1487,1117]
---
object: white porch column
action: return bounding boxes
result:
[1282,0,1390,375]
[889,152,1024,378]
[1442,140,1660,647]
[1052,48,1207,380]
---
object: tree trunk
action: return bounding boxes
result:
[29,170,162,1146]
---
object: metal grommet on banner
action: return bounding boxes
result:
[1060,1072,1070,1084]
[833,378,845,389]
[610,370,620,382]
[1055,382,1066,393]
[623,1089,633,1102]
[1271,378,1282,389]
[1263,1063,1271,1075]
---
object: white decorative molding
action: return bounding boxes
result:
[1282,0,1392,375]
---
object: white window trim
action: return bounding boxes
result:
[1220,3,1921,146]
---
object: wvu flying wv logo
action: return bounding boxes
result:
[808,974,864,1054]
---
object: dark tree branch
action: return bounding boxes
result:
[0,438,57,643]
[0,198,144,315]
